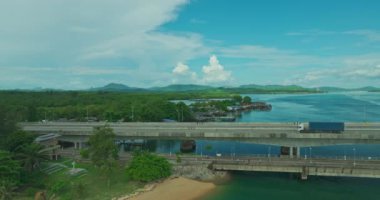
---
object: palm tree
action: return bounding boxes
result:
[0,181,16,200]
[17,143,49,172]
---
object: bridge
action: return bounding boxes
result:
[24,122,380,180]
[21,122,380,148]
[209,155,380,180]
[57,147,380,180]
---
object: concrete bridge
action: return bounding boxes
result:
[56,147,380,180]
[21,122,380,147]
[210,155,380,180]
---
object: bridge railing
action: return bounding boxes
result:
[164,153,380,162]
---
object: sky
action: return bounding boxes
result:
[1,0,380,89]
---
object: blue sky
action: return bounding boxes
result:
[1,0,380,89]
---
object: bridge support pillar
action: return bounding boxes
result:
[74,142,83,149]
[296,147,301,158]
[289,147,294,158]
[301,166,308,180]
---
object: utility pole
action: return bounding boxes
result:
[181,108,184,122]
[131,105,134,121]
[309,147,312,163]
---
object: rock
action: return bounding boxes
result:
[172,164,228,181]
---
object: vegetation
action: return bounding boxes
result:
[3,131,35,153]
[0,91,237,123]
[16,143,48,172]
[0,120,46,200]
[126,151,172,182]
[242,96,252,104]
[0,151,21,185]
[14,161,142,200]
[81,125,120,187]
[81,125,119,167]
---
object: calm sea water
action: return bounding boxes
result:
[200,92,380,200]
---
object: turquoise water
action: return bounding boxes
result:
[201,92,380,200]
[203,172,380,200]
[237,92,380,122]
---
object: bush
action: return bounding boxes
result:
[49,180,67,194]
[70,181,86,199]
[176,153,182,163]
[80,149,89,159]
[126,151,172,182]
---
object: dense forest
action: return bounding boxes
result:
[0,90,234,123]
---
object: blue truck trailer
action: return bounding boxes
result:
[299,122,345,133]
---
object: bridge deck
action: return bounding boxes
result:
[21,122,380,146]
[211,156,380,179]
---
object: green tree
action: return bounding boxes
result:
[232,95,243,104]
[100,159,118,188]
[0,180,17,200]
[242,96,252,104]
[82,125,119,167]
[0,151,21,185]
[0,105,18,148]
[71,181,86,199]
[126,151,172,182]
[17,143,49,172]
[4,131,35,153]
[27,105,38,122]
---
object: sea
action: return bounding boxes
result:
[158,91,380,200]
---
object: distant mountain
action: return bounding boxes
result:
[357,86,379,91]
[89,83,146,92]
[317,87,349,92]
[317,86,380,92]
[150,84,214,92]
[224,84,319,93]
[82,83,380,93]
[239,84,312,91]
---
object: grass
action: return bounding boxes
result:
[14,159,143,200]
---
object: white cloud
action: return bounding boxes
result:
[218,45,323,68]
[172,62,197,84]
[0,0,212,88]
[344,30,380,42]
[286,29,337,36]
[173,62,190,75]
[172,55,233,85]
[202,55,232,83]
[287,29,380,42]
[284,54,380,86]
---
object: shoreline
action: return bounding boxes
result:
[115,177,216,200]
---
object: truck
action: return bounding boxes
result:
[298,122,345,133]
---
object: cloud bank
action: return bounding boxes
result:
[172,55,233,85]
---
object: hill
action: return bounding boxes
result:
[89,83,146,92]
[150,84,214,92]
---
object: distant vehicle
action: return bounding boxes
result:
[298,122,345,133]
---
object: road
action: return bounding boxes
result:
[21,122,380,146]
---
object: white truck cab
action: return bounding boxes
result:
[297,123,305,132]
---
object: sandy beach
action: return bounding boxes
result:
[129,177,216,200]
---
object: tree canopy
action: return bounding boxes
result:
[126,151,172,182]
[82,125,119,167]
[0,150,21,185]
[4,131,35,153]
[242,96,252,104]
